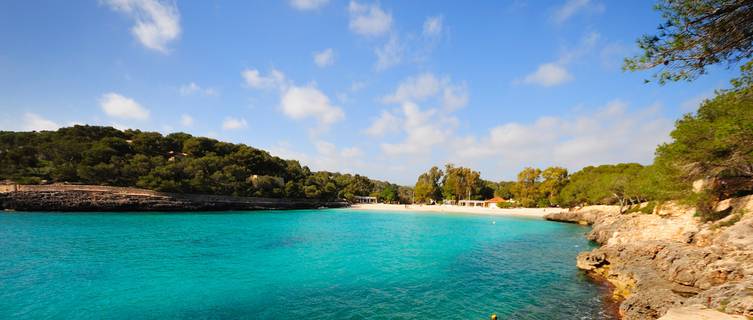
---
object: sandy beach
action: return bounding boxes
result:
[349,203,565,218]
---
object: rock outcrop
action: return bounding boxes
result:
[0,185,349,211]
[546,195,753,319]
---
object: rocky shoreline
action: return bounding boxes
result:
[546,197,753,319]
[0,185,349,211]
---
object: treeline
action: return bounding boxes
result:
[413,164,496,203]
[414,75,753,212]
[0,125,410,202]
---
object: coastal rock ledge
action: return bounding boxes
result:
[0,184,349,211]
[546,196,753,320]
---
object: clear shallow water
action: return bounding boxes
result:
[0,209,615,319]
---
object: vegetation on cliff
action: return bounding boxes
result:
[0,126,409,202]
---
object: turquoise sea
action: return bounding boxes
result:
[0,209,616,319]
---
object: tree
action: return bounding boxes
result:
[654,83,753,197]
[0,125,401,201]
[414,166,443,203]
[625,0,753,84]
[495,181,515,199]
[380,184,398,203]
[442,164,481,200]
[512,167,542,207]
[540,167,568,206]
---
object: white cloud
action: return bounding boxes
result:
[104,0,181,53]
[180,114,193,126]
[423,15,443,37]
[289,0,330,10]
[557,32,600,64]
[22,113,59,131]
[381,102,457,156]
[365,110,400,137]
[270,140,366,174]
[348,1,392,37]
[382,73,469,110]
[340,146,363,158]
[99,92,150,120]
[222,117,248,130]
[313,48,335,67]
[518,32,600,87]
[280,84,345,126]
[383,73,441,104]
[552,0,604,23]
[455,100,673,173]
[374,35,403,70]
[442,83,469,111]
[242,68,287,90]
[521,63,573,87]
[179,82,218,96]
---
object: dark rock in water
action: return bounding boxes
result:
[0,185,349,212]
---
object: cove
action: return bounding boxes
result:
[0,209,617,319]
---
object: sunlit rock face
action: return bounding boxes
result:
[547,195,753,319]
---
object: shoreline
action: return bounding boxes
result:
[350,203,565,218]
[545,196,753,319]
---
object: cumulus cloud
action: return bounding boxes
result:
[423,15,443,37]
[104,0,181,53]
[180,114,193,126]
[519,32,599,87]
[454,100,673,174]
[552,0,604,23]
[241,68,287,90]
[222,117,248,130]
[179,82,218,96]
[99,92,150,120]
[280,84,345,126]
[365,110,400,137]
[382,72,469,111]
[374,35,403,70]
[381,102,457,156]
[289,0,330,10]
[271,140,365,174]
[313,48,335,67]
[22,113,60,131]
[242,67,344,129]
[348,1,392,37]
[521,63,573,87]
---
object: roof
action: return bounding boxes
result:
[484,197,506,203]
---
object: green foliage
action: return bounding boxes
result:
[625,0,753,84]
[655,84,753,199]
[0,125,405,201]
[512,167,542,207]
[441,164,483,201]
[495,181,515,199]
[379,184,398,203]
[558,163,654,209]
[496,201,514,209]
[414,166,443,203]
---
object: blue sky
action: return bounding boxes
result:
[0,0,738,184]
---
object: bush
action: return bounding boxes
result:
[497,201,514,209]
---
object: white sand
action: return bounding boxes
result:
[348,203,564,219]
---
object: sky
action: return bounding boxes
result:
[0,0,739,185]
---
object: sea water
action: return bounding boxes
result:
[0,209,616,319]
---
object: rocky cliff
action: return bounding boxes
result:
[0,185,349,211]
[546,196,753,319]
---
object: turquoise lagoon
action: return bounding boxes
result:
[0,209,616,319]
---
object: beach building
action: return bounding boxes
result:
[483,197,506,208]
[458,200,485,207]
[354,196,377,204]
